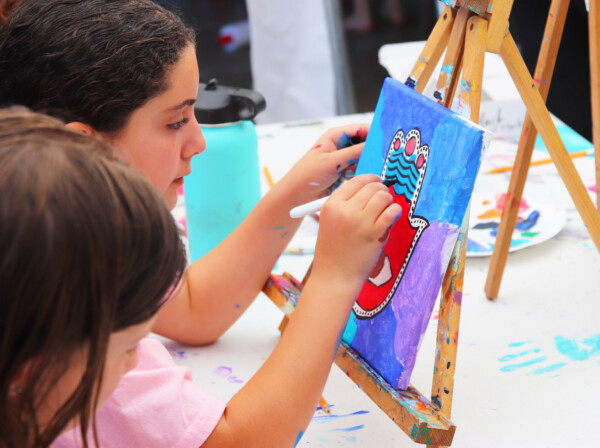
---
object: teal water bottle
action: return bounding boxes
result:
[185,79,266,263]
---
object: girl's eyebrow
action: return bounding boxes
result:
[166,98,196,112]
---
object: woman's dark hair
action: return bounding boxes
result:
[0,0,195,134]
[0,107,187,448]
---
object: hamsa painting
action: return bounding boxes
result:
[342,77,490,390]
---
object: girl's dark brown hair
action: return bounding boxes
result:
[0,0,195,134]
[0,107,187,448]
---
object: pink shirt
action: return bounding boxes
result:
[54,337,225,448]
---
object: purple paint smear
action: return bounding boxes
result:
[393,222,458,387]
[348,222,458,389]
[213,366,244,384]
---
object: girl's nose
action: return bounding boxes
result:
[183,120,206,159]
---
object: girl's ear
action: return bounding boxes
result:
[65,121,97,136]
[9,360,32,396]
[66,121,131,163]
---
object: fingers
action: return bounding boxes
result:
[340,179,402,240]
[348,181,390,211]
[329,174,382,201]
[325,123,370,145]
[358,187,402,230]
[331,177,401,235]
[363,188,395,219]
[376,202,402,228]
[376,203,402,243]
[330,142,363,170]
[314,124,370,153]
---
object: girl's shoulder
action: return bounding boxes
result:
[53,337,226,448]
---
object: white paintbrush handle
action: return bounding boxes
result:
[289,196,328,219]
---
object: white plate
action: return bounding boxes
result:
[466,193,566,257]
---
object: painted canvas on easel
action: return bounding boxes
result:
[342,77,490,390]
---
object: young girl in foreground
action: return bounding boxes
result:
[0,107,187,447]
[0,1,401,446]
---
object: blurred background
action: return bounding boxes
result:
[157,0,438,119]
[157,0,592,140]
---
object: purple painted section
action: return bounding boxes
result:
[348,222,458,389]
[393,222,458,388]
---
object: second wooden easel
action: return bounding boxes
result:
[263,0,600,446]
[485,0,600,300]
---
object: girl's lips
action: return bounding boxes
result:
[173,170,190,186]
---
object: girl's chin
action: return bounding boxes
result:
[165,186,179,211]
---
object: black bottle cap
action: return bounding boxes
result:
[194,78,266,124]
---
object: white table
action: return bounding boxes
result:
[164,112,600,447]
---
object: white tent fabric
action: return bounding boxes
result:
[246,0,337,123]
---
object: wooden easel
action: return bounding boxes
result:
[485,0,600,299]
[263,1,600,446]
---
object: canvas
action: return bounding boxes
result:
[342,77,490,389]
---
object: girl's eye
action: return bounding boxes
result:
[168,118,189,130]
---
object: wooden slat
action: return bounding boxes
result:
[406,6,456,93]
[485,0,514,53]
[336,344,456,446]
[456,15,488,121]
[438,0,491,13]
[589,0,600,210]
[456,0,493,15]
[263,273,302,316]
[434,7,472,107]
[429,17,488,448]
[431,205,469,420]
[485,0,570,300]
[439,1,513,54]
[500,32,600,251]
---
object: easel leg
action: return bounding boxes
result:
[431,16,487,447]
[501,32,600,251]
[455,15,487,122]
[431,205,468,418]
[589,0,600,210]
[484,0,570,300]
[277,264,312,333]
[434,7,472,107]
[406,6,456,92]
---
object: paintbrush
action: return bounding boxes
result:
[487,149,592,174]
[263,166,275,188]
[289,178,395,219]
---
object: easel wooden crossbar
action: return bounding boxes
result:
[263,0,600,446]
